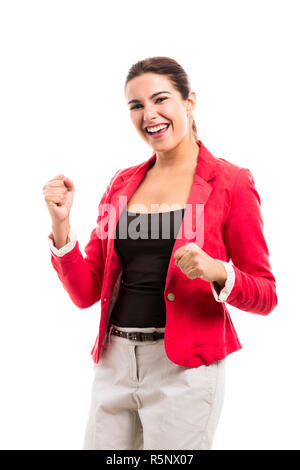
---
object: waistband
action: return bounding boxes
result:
[108,323,165,344]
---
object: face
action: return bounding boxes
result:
[125,73,196,152]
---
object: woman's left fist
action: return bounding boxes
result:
[173,242,227,286]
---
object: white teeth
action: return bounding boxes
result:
[146,124,168,133]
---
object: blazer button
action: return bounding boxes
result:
[167,292,176,301]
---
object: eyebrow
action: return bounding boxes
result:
[127,91,171,105]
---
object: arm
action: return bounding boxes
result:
[221,168,277,314]
[48,226,77,257]
[48,170,122,309]
[210,260,235,302]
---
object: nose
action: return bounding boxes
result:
[142,103,159,124]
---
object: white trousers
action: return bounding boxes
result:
[83,324,225,450]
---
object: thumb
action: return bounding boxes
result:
[63,176,74,191]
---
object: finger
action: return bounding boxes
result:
[177,250,191,266]
[48,174,65,183]
[174,246,188,261]
[63,177,74,190]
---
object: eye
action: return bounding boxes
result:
[130,97,168,110]
[156,97,168,103]
[130,104,142,110]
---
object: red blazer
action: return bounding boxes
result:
[49,140,277,367]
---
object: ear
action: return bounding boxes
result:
[186,91,196,115]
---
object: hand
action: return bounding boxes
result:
[42,174,75,224]
[174,242,227,286]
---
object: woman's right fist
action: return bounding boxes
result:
[42,174,75,224]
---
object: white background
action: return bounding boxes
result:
[0,0,299,450]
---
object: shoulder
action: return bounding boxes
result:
[215,154,244,180]
[199,142,249,188]
[203,146,259,213]
[117,163,141,180]
[104,162,143,197]
[214,154,255,191]
[215,157,259,216]
[110,158,150,186]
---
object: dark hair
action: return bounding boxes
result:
[125,56,198,141]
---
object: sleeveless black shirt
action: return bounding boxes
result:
[109,206,186,327]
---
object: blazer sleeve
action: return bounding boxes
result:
[223,168,277,314]
[48,169,122,309]
[48,226,77,257]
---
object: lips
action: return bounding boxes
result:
[145,124,170,134]
[144,123,169,131]
[145,124,170,139]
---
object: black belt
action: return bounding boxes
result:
[110,327,164,342]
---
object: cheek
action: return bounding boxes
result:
[162,103,175,119]
[130,114,139,126]
[131,116,144,133]
[164,104,186,126]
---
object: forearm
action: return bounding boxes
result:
[49,226,105,309]
[226,266,277,315]
[51,220,71,249]
[47,168,123,309]
[50,246,104,308]
[210,260,235,302]
[221,167,277,315]
[213,260,227,289]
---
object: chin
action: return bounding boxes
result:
[150,142,169,152]
[152,137,178,151]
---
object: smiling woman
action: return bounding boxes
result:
[124,57,198,153]
[45,56,277,451]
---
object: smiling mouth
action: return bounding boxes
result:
[145,124,170,136]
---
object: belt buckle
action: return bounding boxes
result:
[140,332,159,341]
[130,331,141,341]
[127,331,162,342]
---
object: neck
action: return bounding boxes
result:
[152,135,200,175]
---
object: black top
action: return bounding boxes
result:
[109,206,186,327]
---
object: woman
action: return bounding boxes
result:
[43,56,277,450]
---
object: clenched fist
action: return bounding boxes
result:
[42,174,75,225]
[174,242,227,287]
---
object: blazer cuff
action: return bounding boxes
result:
[48,226,77,257]
[210,260,235,302]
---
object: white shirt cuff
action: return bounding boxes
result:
[48,226,77,257]
[210,259,235,302]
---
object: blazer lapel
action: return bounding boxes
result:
[164,141,217,294]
